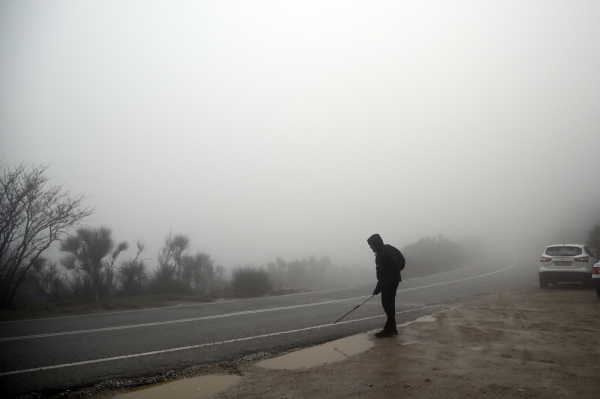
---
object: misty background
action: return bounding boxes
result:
[2,1,599,274]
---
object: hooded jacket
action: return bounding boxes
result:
[367,234,402,291]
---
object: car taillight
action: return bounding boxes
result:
[592,267,600,274]
[540,256,552,262]
[574,256,589,262]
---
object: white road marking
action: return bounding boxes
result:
[0,258,518,342]
[0,304,441,377]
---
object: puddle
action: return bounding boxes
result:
[257,333,373,369]
[111,374,242,399]
[415,315,437,323]
[398,314,437,327]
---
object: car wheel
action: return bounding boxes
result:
[596,285,600,298]
[539,275,548,288]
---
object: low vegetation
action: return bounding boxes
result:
[230,265,272,297]
[0,293,213,321]
[401,235,486,279]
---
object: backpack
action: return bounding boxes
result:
[389,245,406,272]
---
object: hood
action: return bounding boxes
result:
[367,234,384,251]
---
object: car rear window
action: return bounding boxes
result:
[545,246,583,256]
[584,246,595,256]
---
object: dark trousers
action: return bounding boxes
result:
[381,280,400,330]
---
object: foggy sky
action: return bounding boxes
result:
[2,1,599,269]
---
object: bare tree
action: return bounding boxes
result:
[151,232,190,293]
[60,226,128,302]
[0,163,93,307]
[156,232,190,278]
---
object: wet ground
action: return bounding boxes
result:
[111,375,242,399]
[256,333,373,370]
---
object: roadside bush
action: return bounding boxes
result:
[588,222,600,256]
[402,235,467,279]
[266,257,288,290]
[69,274,98,303]
[148,233,226,295]
[265,255,331,289]
[27,258,71,301]
[118,259,147,296]
[148,233,191,294]
[181,252,218,293]
[117,242,148,296]
[60,226,128,302]
[148,263,189,294]
[230,265,273,297]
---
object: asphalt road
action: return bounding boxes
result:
[0,255,532,396]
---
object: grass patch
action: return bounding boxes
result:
[0,294,214,321]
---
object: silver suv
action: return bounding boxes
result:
[538,244,597,288]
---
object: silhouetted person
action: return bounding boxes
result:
[368,234,404,338]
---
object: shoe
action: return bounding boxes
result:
[374,329,396,338]
[385,327,399,335]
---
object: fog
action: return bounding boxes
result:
[2,1,599,271]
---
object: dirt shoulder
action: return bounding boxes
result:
[214,282,600,399]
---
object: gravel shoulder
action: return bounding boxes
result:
[215,282,600,399]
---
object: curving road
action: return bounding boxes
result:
[0,255,532,396]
